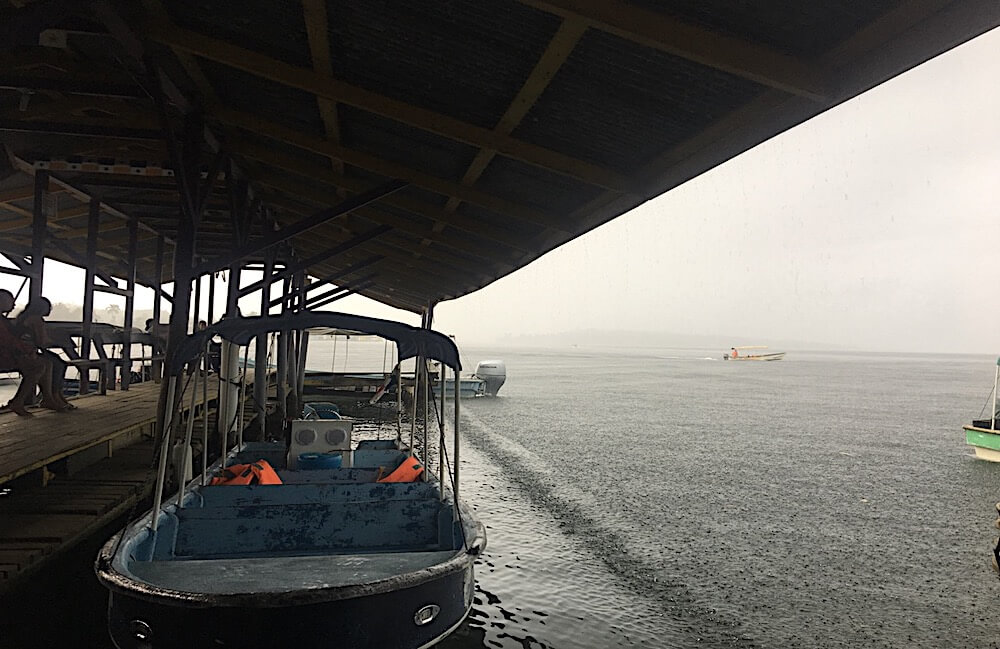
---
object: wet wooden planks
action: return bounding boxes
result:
[0,379,218,485]
[0,441,155,591]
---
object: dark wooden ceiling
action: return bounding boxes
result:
[1,0,998,312]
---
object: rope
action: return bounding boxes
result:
[979,384,998,419]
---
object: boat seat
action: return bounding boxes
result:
[351,449,409,469]
[127,551,460,593]
[276,468,382,483]
[356,439,398,450]
[197,481,440,508]
[173,499,444,558]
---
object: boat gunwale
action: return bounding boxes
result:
[94,502,485,608]
[963,424,1000,434]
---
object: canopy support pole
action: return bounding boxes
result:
[253,249,274,441]
[453,362,461,520]
[150,376,177,535]
[177,366,198,507]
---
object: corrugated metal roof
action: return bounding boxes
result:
[0,0,998,312]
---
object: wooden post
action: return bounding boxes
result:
[80,198,100,395]
[207,271,216,324]
[192,273,202,334]
[120,216,138,390]
[151,236,164,382]
[29,170,48,302]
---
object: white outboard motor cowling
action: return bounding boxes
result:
[474,360,506,396]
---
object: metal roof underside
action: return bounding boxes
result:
[1,0,998,312]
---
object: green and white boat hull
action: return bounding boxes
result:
[964,424,1000,462]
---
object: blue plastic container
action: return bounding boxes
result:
[297,452,343,470]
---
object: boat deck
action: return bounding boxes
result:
[128,550,458,593]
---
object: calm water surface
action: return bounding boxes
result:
[2,347,999,648]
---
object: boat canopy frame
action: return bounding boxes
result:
[168,311,462,375]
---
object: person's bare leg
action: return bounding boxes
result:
[37,358,70,411]
[10,361,44,416]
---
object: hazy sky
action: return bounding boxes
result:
[3,28,998,354]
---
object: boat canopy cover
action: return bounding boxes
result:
[168,312,461,375]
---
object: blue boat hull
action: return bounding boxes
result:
[106,562,474,649]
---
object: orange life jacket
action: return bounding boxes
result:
[376,457,424,483]
[209,460,283,486]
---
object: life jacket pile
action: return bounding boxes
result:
[376,457,424,483]
[209,460,283,486]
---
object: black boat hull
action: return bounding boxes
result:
[106,562,474,649]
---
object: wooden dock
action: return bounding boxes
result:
[0,379,220,592]
[0,379,217,485]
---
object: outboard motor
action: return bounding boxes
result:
[474,360,506,396]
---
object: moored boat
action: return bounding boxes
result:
[964,356,1000,462]
[95,312,485,649]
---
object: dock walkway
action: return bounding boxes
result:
[0,379,221,593]
[0,379,217,486]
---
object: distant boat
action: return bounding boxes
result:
[964,357,1000,462]
[723,346,785,361]
[431,360,506,399]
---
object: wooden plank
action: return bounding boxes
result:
[0,380,217,485]
[0,437,156,592]
[0,514,95,542]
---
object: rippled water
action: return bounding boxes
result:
[441,347,1000,649]
[3,346,1000,648]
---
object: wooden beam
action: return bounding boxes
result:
[516,0,827,101]
[0,203,118,234]
[194,179,406,274]
[233,139,531,251]
[275,197,505,276]
[310,280,382,311]
[0,202,32,218]
[148,23,634,193]
[445,17,587,217]
[0,73,145,99]
[271,186,515,268]
[302,0,344,177]
[219,115,562,232]
[296,223,493,282]
[0,119,162,140]
[531,0,1000,264]
[241,226,392,298]
[0,181,61,203]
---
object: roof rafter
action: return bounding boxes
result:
[230,138,532,251]
[216,108,564,233]
[290,209,500,281]
[146,23,636,194]
[260,183,507,266]
[302,0,345,179]
[443,16,588,219]
[517,0,827,101]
